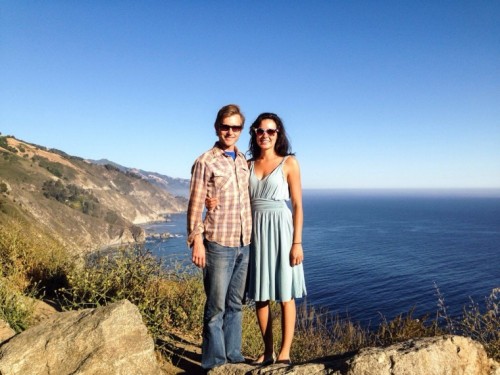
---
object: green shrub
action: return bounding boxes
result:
[126,171,142,179]
[57,246,205,345]
[104,164,121,172]
[49,148,70,158]
[104,210,120,224]
[0,278,36,332]
[42,180,67,202]
[42,180,102,217]
[0,137,18,154]
[35,156,64,177]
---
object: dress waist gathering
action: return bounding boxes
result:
[251,198,288,211]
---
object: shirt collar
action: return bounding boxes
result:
[212,142,242,158]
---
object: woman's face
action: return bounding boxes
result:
[255,118,279,152]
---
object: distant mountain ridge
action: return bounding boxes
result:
[91,159,190,198]
[0,135,188,254]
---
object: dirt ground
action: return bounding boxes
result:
[160,333,256,374]
[160,333,205,375]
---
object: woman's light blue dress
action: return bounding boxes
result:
[248,157,307,302]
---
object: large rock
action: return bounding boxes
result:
[0,298,58,346]
[31,299,59,324]
[0,319,15,343]
[0,299,163,375]
[348,335,497,375]
[209,335,499,375]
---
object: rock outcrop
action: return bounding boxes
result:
[0,319,15,343]
[0,299,163,375]
[209,335,500,375]
[1,299,498,375]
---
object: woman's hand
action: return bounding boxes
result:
[290,243,304,267]
[205,197,219,211]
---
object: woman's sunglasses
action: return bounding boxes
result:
[254,128,279,136]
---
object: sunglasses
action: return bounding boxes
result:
[254,128,279,136]
[219,124,243,132]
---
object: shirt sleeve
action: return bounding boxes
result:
[186,159,208,247]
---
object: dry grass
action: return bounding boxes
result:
[0,278,36,332]
[0,218,70,331]
[57,246,205,344]
[294,304,368,361]
[1,224,498,363]
[0,218,70,293]
[436,284,499,360]
[374,307,442,346]
[241,290,498,363]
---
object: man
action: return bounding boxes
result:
[187,104,252,370]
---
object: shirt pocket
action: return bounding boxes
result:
[212,168,232,192]
[238,165,250,187]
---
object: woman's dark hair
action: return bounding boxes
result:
[248,112,294,159]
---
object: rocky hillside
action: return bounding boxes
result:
[0,135,188,254]
[92,159,190,198]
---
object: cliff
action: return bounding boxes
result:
[92,158,190,198]
[0,135,187,254]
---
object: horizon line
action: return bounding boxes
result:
[302,188,500,197]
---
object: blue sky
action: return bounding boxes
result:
[1,1,499,189]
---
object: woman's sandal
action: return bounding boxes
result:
[275,359,292,365]
[251,352,276,366]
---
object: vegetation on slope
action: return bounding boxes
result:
[0,135,187,252]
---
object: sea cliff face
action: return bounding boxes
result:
[0,136,187,254]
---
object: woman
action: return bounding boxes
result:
[246,112,306,365]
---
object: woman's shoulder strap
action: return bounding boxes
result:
[281,155,291,165]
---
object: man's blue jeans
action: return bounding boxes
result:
[201,240,249,370]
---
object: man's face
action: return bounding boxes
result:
[217,114,243,151]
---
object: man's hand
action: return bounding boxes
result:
[191,235,206,268]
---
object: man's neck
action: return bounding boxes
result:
[216,142,237,153]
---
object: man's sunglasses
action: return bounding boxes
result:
[254,128,279,136]
[219,124,243,132]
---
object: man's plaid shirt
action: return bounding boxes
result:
[187,143,252,248]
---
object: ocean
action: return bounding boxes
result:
[142,190,500,326]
